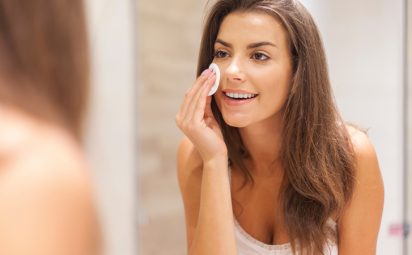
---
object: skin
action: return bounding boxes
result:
[176,11,384,255]
[0,104,100,255]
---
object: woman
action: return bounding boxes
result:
[175,0,384,254]
[0,0,100,254]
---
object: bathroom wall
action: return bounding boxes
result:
[137,0,209,254]
[85,0,137,254]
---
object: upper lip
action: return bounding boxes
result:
[222,89,258,94]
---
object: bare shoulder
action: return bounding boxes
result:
[345,125,381,174]
[346,125,374,154]
[0,107,95,207]
[0,122,99,254]
[345,124,383,199]
[0,106,90,180]
[1,124,92,191]
[338,125,384,253]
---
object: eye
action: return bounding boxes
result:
[214,50,229,58]
[252,52,269,61]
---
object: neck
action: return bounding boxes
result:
[238,113,283,175]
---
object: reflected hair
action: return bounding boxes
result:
[0,0,89,140]
[197,0,356,254]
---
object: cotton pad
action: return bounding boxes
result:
[208,63,220,96]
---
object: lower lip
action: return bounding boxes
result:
[222,94,258,106]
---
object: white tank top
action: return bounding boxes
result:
[233,218,338,255]
[229,166,338,255]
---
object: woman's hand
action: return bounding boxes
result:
[175,68,227,162]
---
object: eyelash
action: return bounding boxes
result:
[214,50,270,61]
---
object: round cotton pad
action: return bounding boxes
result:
[208,63,220,96]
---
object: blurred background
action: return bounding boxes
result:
[83,0,412,254]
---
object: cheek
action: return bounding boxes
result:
[257,75,291,108]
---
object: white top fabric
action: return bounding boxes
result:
[233,218,338,255]
[228,166,338,255]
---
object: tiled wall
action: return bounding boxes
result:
[137,1,209,254]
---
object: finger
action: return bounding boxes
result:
[182,71,213,123]
[191,74,216,122]
[185,72,214,123]
[178,69,211,120]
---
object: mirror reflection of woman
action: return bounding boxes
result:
[0,1,100,254]
[176,0,384,254]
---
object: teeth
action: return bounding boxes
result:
[225,92,257,99]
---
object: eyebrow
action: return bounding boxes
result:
[215,38,277,49]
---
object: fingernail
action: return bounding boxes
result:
[201,69,211,76]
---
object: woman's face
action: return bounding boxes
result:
[213,11,293,128]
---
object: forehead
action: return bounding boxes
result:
[217,11,288,47]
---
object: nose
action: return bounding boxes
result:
[225,57,245,83]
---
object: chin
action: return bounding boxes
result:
[221,113,251,128]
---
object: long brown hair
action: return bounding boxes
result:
[197,0,356,254]
[0,0,89,140]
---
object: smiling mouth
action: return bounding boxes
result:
[223,92,259,100]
